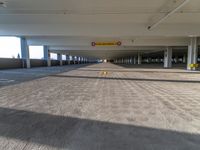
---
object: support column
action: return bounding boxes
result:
[119,59,121,64]
[77,57,79,64]
[72,56,75,64]
[78,57,80,64]
[147,58,151,64]
[66,55,70,65]
[80,57,83,64]
[138,53,142,65]
[57,54,63,66]
[128,58,131,64]
[44,46,51,67]
[130,57,133,64]
[175,56,179,64]
[133,56,137,64]
[187,37,198,70]
[20,37,30,68]
[183,55,186,63]
[164,47,172,68]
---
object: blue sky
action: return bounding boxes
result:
[0,37,62,60]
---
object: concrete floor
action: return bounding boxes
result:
[0,63,200,150]
[0,64,88,87]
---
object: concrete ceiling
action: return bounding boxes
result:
[0,0,200,59]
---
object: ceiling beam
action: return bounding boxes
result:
[26,36,190,47]
[148,0,190,30]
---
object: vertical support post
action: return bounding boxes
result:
[183,55,186,63]
[133,56,137,64]
[57,54,63,66]
[65,55,69,65]
[78,57,80,64]
[72,56,76,64]
[164,47,172,68]
[130,57,132,64]
[77,57,79,64]
[187,37,198,70]
[20,37,30,68]
[174,56,178,64]
[138,53,142,65]
[44,46,51,67]
[80,57,83,64]
[147,58,151,64]
[130,57,133,64]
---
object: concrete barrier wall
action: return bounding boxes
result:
[62,61,67,65]
[51,60,60,66]
[0,58,70,69]
[30,59,47,68]
[0,58,23,69]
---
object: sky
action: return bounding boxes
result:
[0,37,21,58]
[0,36,63,60]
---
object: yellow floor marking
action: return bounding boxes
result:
[100,71,109,76]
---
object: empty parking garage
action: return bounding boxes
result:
[1,0,200,150]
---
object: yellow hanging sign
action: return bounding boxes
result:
[91,41,122,46]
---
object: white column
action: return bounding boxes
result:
[77,57,79,64]
[20,37,30,68]
[138,53,142,65]
[187,37,198,70]
[174,56,178,64]
[57,54,63,66]
[164,47,172,68]
[80,57,82,63]
[147,58,151,63]
[72,56,76,64]
[130,57,133,64]
[129,58,131,64]
[44,46,51,67]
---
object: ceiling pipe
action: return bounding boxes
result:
[148,0,190,30]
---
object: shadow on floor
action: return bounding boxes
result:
[115,63,200,71]
[50,75,200,84]
[0,64,92,88]
[78,69,200,74]
[115,63,187,69]
[0,107,199,149]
